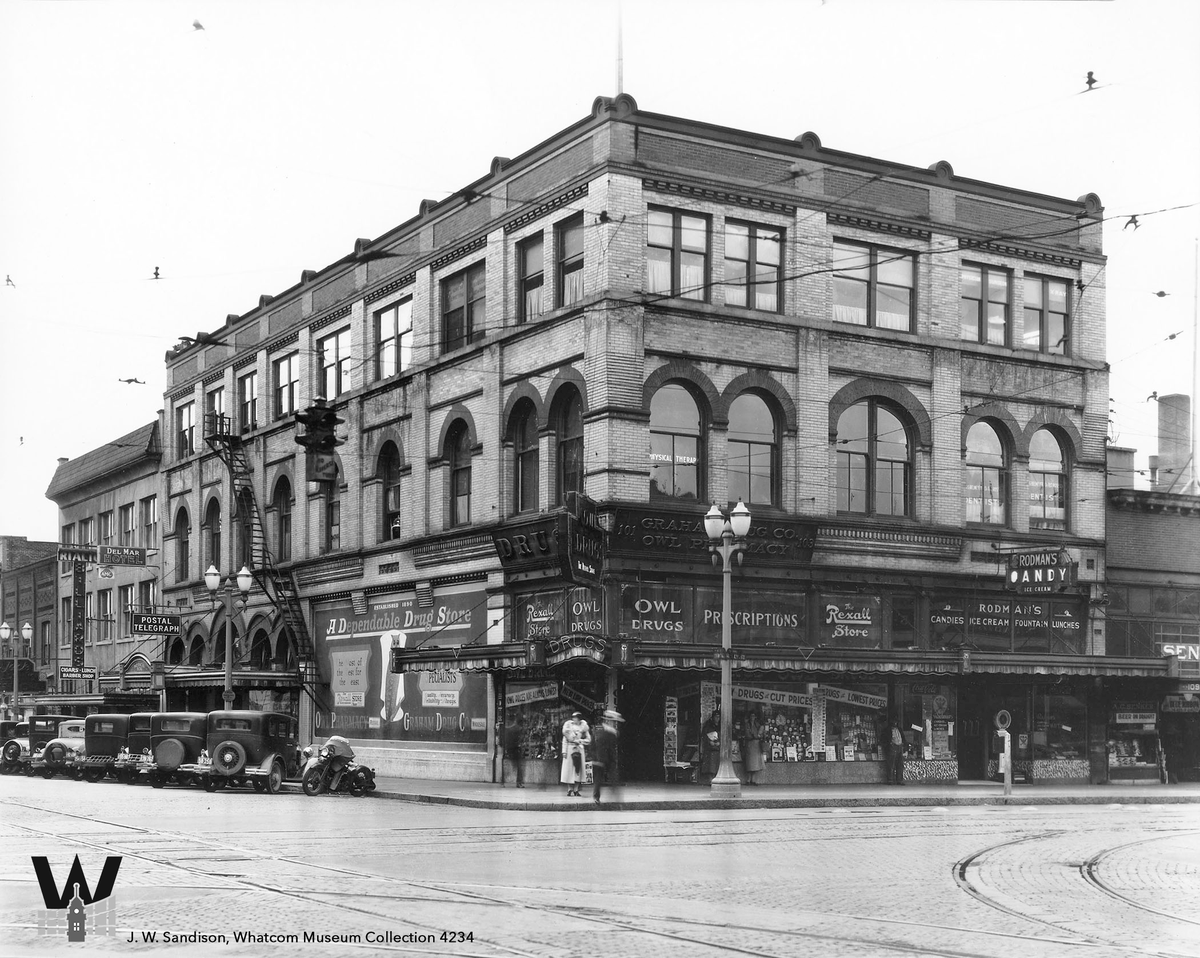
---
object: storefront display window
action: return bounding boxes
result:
[895,682,957,760]
[502,677,606,762]
[1108,700,1161,781]
[1033,691,1087,760]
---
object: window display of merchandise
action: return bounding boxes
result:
[755,709,811,762]
[826,707,882,761]
[1108,730,1159,768]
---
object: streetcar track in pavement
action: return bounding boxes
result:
[3,797,1112,958]
[1079,831,1200,928]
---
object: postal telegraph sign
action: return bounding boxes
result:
[130,613,182,635]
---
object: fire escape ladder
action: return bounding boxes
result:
[205,414,326,707]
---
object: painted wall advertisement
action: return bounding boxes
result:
[312,586,488,744]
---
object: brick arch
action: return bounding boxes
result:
[501,383,545,441]
[828,379,932,449]
[365,431,406,477]
[268,468,295,504]
[962,402,1022,459]
[719,371,797,433]
[1021,411,1083,464]
[643,361,720,423]
[544,367,588,428]
[435,404,479,459]
[172,503,191,536]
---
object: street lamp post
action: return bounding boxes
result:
[0,621,34,721]
[704,500,752,799]
[203,566,252,710]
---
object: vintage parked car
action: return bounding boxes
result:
[0,722,30,774]
[179,711,300,793]
[145,712,207,787]
[113,712,156,782]
[78,714,133,782]
[2,714,75,775]
[32,719,88,779]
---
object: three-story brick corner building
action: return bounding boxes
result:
[42,422,163,714]
[159,94,1163,785]
[0,536,58,718]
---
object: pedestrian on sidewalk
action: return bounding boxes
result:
[701,707,721,779]
[560,711,591,797]
[887,718,905,785]
[591,709,623,803]
[503,714,525,787]
[741,709,764,786]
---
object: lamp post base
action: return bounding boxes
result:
[709,774,742,799]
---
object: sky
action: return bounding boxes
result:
[1,0,1198,542]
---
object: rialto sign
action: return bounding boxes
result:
[1005,549,1076,594]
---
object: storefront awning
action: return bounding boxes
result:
[965,652,1174,678]
[393,643,531,672]
[626,645,962,673]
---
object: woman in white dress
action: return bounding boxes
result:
[559,711,591,797]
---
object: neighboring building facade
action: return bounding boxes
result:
[1106,399,1200,783]
[159,94,1161,784]
[42,422,164,713]
[0,536,57,718]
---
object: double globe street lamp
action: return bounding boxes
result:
[703,499,752,798]
[203,565,253,710]
[0,621,33,721]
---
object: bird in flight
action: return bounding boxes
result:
[152,267,160,280]
[1085,71,1098,91]
[1152,290,1169,297]
[119,378,146,385]
[1146,391,1158,402]
[4,275,14,287]
[1124,215,1139,231]
[193,20,204,31]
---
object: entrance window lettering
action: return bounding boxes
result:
[930,594,1085,654]
[621,584,807,645]
[515,588,604,642]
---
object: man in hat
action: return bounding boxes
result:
[590,709,623,804]
[560,711,591,797]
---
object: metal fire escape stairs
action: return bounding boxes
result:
[205,414,326,710]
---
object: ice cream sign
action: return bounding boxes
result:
[1005,549,1076,594]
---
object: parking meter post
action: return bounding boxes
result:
[998,728,1012,797]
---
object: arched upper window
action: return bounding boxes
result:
[1029,429,1067,530]
[378,443,403,540]
[272,478,292,562]
[203,499,222,571]
[174,507,191,583]
[168,637,184,664]
[188,636,205,666]
[964,421,1007,525]
[649,383,703,501]
[322,472,341,554]
[727,392,779,506]
[556,389,584,505]
[448,422,472,527]
[836,400,911,516]
[511,403,539,514]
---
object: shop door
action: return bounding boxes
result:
[615,672,670,782]
[957,689,988,780]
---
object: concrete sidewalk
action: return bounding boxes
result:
[320,776,1200,811]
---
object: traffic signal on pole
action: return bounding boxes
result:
[295,399,345,453]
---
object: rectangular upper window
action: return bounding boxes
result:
[556,215,584,308]
[518,233,544,323]
[119,504,135,546]
[238,370,258,434]
[176,401,195,457]
[1023,275,1070,355]
[273,352,300,418]
[140,496,157,547]
[442,262,486,353]
[725,221,782,312]
[317,327,352,399]
[376,299,413,380]
[99,511,114,543]
[961,264,1010,345]
[647,207,709,301]
[832,240,915,331]
[205,386,226,438]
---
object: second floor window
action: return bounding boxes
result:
[649,383,702,501]
[1029,429,1067,531]
[648,208,709,301]
[557,215,585,308]
[176,401,195,457]
[518,233,544,322]
[725,221,782,311]
[376,299,413,380]
[140,495,158,547]
[138,579,155,612]
[175,509,190,581]
[204,499,222,570]
[727,392,779,506]
[119,584,134,633]
[964,421,1007,525]
[961,265,1010,345]
[323,480,341,554]
[379,444,403,540]
[557,391,584,504]
[513,404,539,514]
[238,370,258,434]
[119,504,135,546]
[96,589,113,641]
[442,263,486,353]
[273,478,292,562]
[1023,275,1070,354]
[79,517,95,545]
[318,327,352,399]
[274,352,300,418]
[832,240,915,331]
[448,424,472,527]
[836,400,911,517]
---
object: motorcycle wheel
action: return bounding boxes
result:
[348,774,366,797]
[301,767,325,796]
